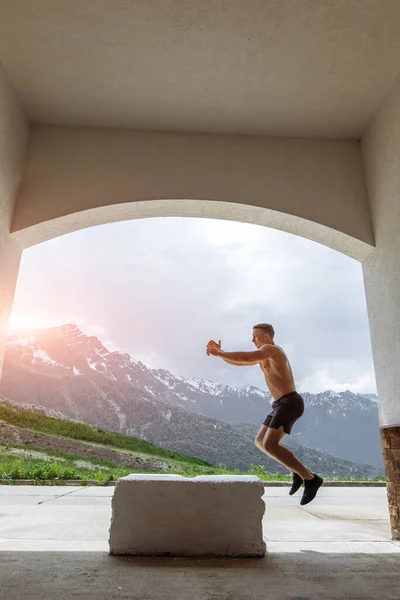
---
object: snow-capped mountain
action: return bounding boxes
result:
[1,324,383,471]
[4,324,273,420]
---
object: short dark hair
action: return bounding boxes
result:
[253,323,275,338]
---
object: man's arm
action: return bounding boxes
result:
[220,355,259,367]
[208,344,278,366]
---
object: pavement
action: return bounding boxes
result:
[1,485,400,599]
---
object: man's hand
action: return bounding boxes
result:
[206,339,221,356]
[207,345,222,356]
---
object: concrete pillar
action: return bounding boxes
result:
[362,73,400,540]
[0,230,22,374]
[0,64,29,374]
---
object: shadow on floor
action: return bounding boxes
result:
[2,551,399,600]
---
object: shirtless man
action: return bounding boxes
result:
[206,323,323,506]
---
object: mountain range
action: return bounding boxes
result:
[0,323,383,477]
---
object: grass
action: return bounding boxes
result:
[0,441,241,482]
[0,402,212,466]
[0,442,180,482]
[0,442,302,483]
[0,443,386,484]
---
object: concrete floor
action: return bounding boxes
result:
[1,485,400,599]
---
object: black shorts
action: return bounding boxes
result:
[263,391,304,435]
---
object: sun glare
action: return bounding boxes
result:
[9,316,60,334]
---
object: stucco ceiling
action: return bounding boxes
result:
[1,0,400,138]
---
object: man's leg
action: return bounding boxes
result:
[255,425,269,452]
[255,425,323,504]
[262,426,314,480]
[255,425,305,476]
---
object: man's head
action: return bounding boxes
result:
[252,323,275,348]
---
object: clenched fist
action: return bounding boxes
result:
[206,339,222,356]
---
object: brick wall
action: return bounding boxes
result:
[380,426,400,540]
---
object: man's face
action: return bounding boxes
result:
[252,328,266,348]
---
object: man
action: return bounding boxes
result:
[206,323,323,506]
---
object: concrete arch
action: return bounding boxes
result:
[10,126,374,262]
[11,197,373,262]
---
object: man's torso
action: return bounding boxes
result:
[260,345,296,400]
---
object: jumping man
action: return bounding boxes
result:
[206,323,323,505]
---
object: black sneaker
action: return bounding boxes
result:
[300,474,324,506]
[289,473,303,496]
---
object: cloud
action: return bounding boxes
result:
[11,217,377,394]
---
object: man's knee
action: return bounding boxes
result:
[255,436,264,450]
[255,436,277,455]
[263,438,278,455]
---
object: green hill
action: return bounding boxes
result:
[0,400,385,483]
[0,399,264,482]
[0,399,211,467]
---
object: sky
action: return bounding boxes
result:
[10,217,377,395]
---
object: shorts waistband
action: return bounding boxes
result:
[275,391,301,402]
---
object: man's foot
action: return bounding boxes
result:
[300,474,324,506]
[289,472,303,496]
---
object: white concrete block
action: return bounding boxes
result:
[192,475,261,482]
[108,474,266,557]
